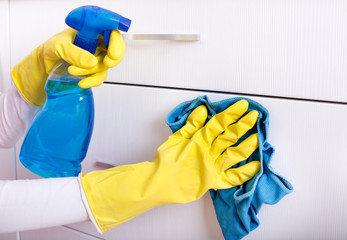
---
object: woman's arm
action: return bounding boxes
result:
[0,177,89,233]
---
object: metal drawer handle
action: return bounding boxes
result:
[122,34,200,41]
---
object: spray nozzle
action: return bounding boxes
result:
[65,5,131,54]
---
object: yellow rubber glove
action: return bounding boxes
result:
[69,30,125,88]
[11,28,125,107]
[80,100,261,233]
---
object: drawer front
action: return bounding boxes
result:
[15,83,347,238]
[62,84,347,239]
[9,0,347,102]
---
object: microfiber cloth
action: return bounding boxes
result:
[166,95,293,240]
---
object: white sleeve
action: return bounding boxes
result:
[0,177,90,233]
[0,85,40,148]
[0,87,91,233]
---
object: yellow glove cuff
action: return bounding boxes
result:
[11,48,48,107]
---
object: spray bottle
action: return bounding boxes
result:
[19,6,131,178]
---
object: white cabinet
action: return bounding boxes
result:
[5,0,347,239]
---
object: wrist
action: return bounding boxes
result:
[11,51,48,107]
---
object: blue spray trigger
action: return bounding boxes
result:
[103,30,111,49]
[65,5,131,54]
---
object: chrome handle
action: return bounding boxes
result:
[122,34,200,41]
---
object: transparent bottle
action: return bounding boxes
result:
[19,5,130,178]
[19,61,94,177]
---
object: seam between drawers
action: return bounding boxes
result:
[104,81,347,106]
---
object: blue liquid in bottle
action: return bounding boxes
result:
[19,61,94,178]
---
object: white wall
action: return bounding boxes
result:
[1,0,347,239]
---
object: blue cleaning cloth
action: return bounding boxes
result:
[166,96,293,240]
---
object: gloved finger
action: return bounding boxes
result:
[56,42,98,69]
[200,100,249,145]
[103,30,125,68]
[68,32,124,75]
[54,29,97,69]
[215,133,259,171]
[173,105,208,139]
[211,110,259,155]
[224,161,260,187]
[68,48,108,75]
[78,71,107,88]
[68,62,108,76]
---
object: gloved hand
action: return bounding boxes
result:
[80,100,261,233]
[11,28,125,107]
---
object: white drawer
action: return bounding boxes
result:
[9,0,347,102]
[54,84,346,240]
[14,84,347,238]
